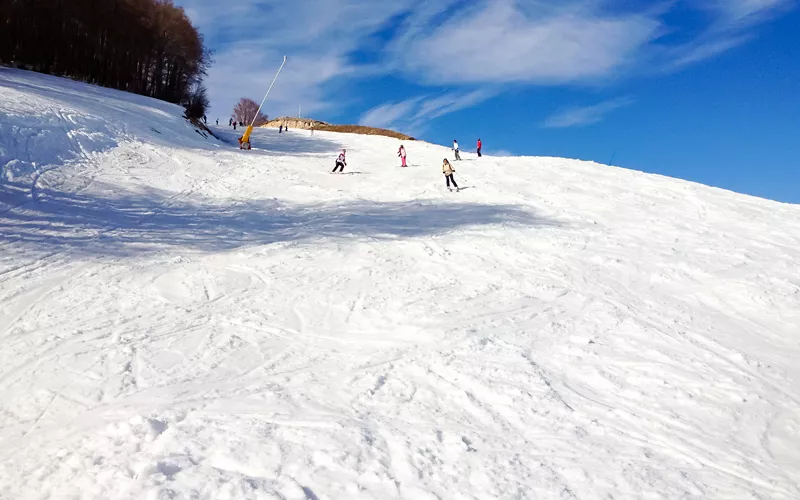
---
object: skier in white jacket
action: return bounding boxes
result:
[453,140,462,161]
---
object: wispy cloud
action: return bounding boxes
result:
[703,0,791,24]
[387,1,661,85]
[182,0,411,118]
[359,90,496,133]
[359,98,424,129]
[178,0,794,123]
[543,97,635,129]
[659,0,793,68]
[488,149,516,157]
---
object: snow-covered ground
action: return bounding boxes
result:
[2,68,799,500]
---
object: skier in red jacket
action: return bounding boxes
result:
[477,138,482,157]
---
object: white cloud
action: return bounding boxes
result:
[701,0,791,23]
[658,0,793,67]
[359,98,424,129]
[488,149,516,157]
[543,98,634,129]
[180,0,412,117]
[388,1,661,85]
[669,36,750,68]
[177,0,795,124]
[359,90,496,133]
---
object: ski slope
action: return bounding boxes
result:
[2,68,800,500]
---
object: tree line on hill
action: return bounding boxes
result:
[0,0,211,119]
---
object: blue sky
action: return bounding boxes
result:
[181,0,799,203]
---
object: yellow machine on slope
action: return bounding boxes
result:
[238,56,287,150]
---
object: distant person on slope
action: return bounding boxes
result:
[233,121,237,131]
[279,125,283,133]
[398,145,407,167]
[453,140,462,161]
[442,158,459,191]
[229,118,233,127]
[477,138,482,157]
[332,149,347,173]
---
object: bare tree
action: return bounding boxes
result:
[183,83,209,121]
[232,98,269,127]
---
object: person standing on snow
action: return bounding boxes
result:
[279,125,283,133]
[477,138,482,157]
[216,119,219,126]
[442,158,459,191]
[453,139,462,161]
[332,149,347,173]
[398,144,407,167]
[233,121,237,131]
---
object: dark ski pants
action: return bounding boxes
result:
[332,161,345,173]
[477,148,482,157]
[445,174,458,188]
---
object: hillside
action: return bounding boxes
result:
[2,68,800,500]
[262,116,415,140]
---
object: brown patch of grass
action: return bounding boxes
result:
[261,117,414,140]
[317,124,414,140]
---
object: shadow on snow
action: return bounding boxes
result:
[212,126,345,157]
[0,186,559,257]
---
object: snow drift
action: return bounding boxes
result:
[1,68,799,500]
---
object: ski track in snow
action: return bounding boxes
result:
[2,68,800,499]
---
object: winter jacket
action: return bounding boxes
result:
[453,141,459,151]
[477,140,482,149]
[398,146,406,158]
[337,153,347,165]
[442,160,455,175]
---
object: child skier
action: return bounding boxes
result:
[442,158,459,191]
[398,145,407,167]
[332,149,347,173]
[453,140,462,161]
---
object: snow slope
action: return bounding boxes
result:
[1,68,800,500]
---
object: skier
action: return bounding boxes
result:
[310,122,314,136]
[477,138,482,157]
[453,139,462,161]
[398,144,407,167]
[279,125,283,133]
[229,118,233,127]
[442,158,459,191]
[216,119,219,126]
[332,149,347,173]
[233,121,237,131]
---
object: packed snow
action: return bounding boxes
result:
[1,68,799,500]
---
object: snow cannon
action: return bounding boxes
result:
[237,55,287,151]
[238,125,253,150]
